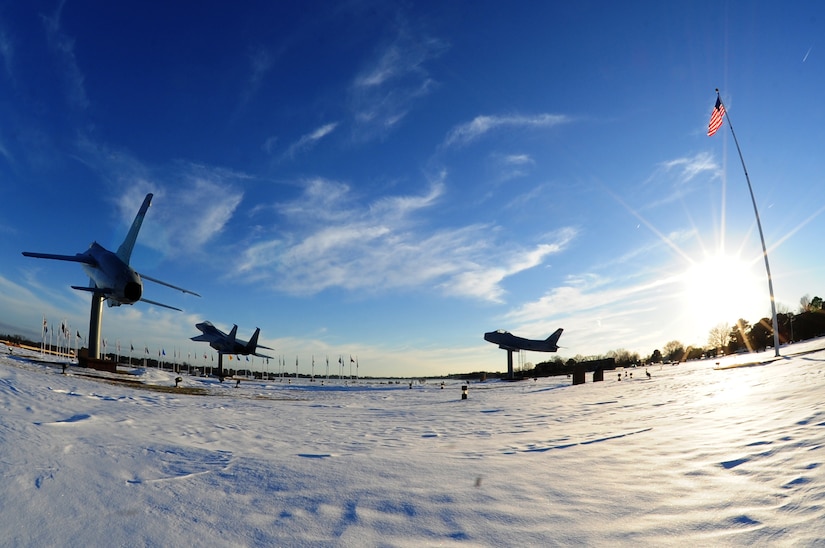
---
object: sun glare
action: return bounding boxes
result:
[682,253,767,337]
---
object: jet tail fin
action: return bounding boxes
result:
[116,193,153,264]
[246,328,261,353]
[546,328,563,346]
[227,325,238,345]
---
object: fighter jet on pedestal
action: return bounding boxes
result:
[23,193,199,363]
[191,321,273,380]
[484,328,563,380]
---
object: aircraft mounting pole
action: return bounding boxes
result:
[88,293,104,360]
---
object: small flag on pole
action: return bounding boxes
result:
[707,96,726,137]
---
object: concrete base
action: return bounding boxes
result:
[77,347,117,373]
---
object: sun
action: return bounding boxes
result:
[681,252,768,336]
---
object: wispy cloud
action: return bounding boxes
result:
[41,0,88,110]
[504,154,534,166]
[235,177,577,301]
[658,152,719,186]
[501,268,683,352]
[0,138,13,166]
[242,46,274,105]
[444,114,570,148]
[117,165,246,256]
[495,153,536,184]
[280,122,339,160]
[0,25,14,82]
[440,228,578,302]
[638,152,721,210]
[349,24,447,141]
[74,139,246,257]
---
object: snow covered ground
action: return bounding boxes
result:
[2,341,824,546]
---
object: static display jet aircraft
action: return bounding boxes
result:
[22,193,200,311]
[191,321,273,359]
[484,328,563,352]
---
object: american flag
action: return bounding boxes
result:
[707,97,725,136]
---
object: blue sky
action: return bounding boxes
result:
[2,1,824,376]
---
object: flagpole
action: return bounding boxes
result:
[714,89,780,357]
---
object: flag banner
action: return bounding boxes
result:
[707,97,725,136]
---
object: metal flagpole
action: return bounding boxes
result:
[712,89,780,357]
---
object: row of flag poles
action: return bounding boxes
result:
[40,316,82,359]
[38,316,361,380]
[269,354,360,382]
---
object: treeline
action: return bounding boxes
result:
[710,304,825,356]
[532,295,825,374]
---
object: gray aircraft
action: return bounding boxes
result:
[484,328,563,380]
[23,193,200,311]
[484,328,563,352]
[22,193,199,362]
[191,321,273,359]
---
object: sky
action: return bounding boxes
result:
[1,1,825,376]
[2,340,825,544]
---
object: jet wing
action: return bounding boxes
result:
[139,272,201,297]
[22,252,97,265]
[139,297,183,312]
[71,285,113,295]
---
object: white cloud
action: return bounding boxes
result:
[235,178,577,302]
[504,154,534,166]
[41,0,88,110]
[349,27,447,141]
[74,139,246,258]
[659,151,720,185]
[638,152,722,211]
[241,46,274,105]
[0,25,14,82]
[281,122,339,160]
[439,228,578,302]
[444,114,570,148]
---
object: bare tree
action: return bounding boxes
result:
[707,322,730,352]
